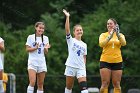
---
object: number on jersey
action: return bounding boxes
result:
[77,50,81,56]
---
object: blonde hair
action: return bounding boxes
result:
[73,24,82,32]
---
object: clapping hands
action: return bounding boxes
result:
[115,24,120,39]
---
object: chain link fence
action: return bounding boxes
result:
[6,75,140,93]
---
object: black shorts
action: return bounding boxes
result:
[100,62,123,70]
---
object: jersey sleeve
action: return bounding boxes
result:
[84,44,87,55]
[66,34,72,45]
[119,33,126,46]
[99,33,108,47]
[44,36,49,45]
[25,35,32,46]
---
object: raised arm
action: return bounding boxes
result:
[63,9,70,35]
[99,29,114,47]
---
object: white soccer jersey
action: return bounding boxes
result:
[0,37,4,69]
[65,34,87,69]
[26,34,49,62]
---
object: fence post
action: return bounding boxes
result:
[8,73,16,93]
[88,87,99,93]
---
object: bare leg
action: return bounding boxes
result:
[65,76,75,93]
[27,69,36,93]
[100,68,111,93]
[112,70,122,93]
[37,72,46,91]
[78,77,88,93]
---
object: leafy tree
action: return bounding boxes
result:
[0,0,140,92]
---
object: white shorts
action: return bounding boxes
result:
[0,61,3,70]
[28,59,47,73]
[64,66,86,78]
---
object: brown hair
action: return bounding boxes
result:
[109,18,117,25]
[34,22,45,44]
[35,22,45,27]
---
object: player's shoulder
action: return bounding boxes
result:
[101,32,108,35]
[120,33,125,36]
[43,35,48,38]
[81,40,87,46]
[43,35,49,40]
[100,32,108,37]
[27,34,35,38]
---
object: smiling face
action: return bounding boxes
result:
[107,19,117,32]
[73,25,83,39]
[35,22,45,36]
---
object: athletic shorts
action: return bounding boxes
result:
[100,61,123,70]
[28,59,47,73]
[64,66,86,78]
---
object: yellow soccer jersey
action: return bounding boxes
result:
[99,32,126,63]
[3,73,8,92]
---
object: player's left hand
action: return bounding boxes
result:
[115,24,120,39]
[44,43,51,49]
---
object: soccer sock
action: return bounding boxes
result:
[81,89,88,93]
[27,85,34,93]
[65,87,72,93]
[37,90,43,93]
[100,88,108,93]
[0,80,4,92]
[114,88,121,93]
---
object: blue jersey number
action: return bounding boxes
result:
[77,50,81,56]
[38,48,41,54]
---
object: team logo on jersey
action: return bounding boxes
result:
[32,42,45,47]
[72,43,86,56]
[72,47,76,51]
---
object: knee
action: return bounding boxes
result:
[101,81,110,88]
[66,84,73,90]
[66,82,73,89]
[112,81,120,88]
[29,80,36,87]
[37,82,43,89]
[79,81,87,91]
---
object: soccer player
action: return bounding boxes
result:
[0,37,5,93]
[26,22,50,93]
[99,18,126,93]
[63,9,88,93]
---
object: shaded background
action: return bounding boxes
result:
[0,0,140,92]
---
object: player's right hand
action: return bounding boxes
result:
[63,9,70,17]
[107,29,114,41]
[35,42,39,49]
